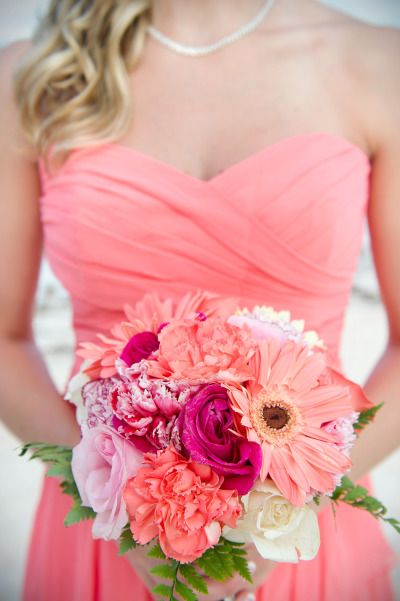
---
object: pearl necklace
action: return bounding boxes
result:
[146,0,276,57]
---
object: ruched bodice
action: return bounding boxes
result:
[38,132,370,370]
[25,131,396,601]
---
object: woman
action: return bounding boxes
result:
[0,0,399,599]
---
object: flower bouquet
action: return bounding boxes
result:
[21,290,399,600]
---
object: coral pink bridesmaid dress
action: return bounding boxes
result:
[24,132,395,600]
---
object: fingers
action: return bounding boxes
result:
[234,592,256,601]
[197,559,259,601]
[228,560,257,601]
[196,573,251,601]
[247,561,257,575]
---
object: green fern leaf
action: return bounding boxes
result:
[118,523,137,555]
[147,543,166,559]
[150,564,177,580]
[179,564,208,594]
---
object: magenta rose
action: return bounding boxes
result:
[71,425,143,540]
[120,331,159,366]
[178,383,262,494]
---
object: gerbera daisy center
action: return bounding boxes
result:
[249,390,302,446]
[262,406,289,430]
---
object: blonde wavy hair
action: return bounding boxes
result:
[14,0,152,166]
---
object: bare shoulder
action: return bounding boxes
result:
[305,2,400,87]
[0,38,32,64]
[345,21,400,154]
[323,11,400,154]
[0,39,37,161]
[338,17,400,85]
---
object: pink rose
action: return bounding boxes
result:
[71,425,143,540]
[123,447,242,563]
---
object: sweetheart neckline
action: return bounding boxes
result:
[41,131,371,185]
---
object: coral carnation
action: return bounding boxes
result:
[147,317,257,383]
[123,447,242,563]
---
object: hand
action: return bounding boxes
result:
[125,543,275,601]
[125,545,160,592]
[215,543,275,601]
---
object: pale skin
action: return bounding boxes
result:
[0,0,399,599]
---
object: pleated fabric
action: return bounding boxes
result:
[24,132,396,600]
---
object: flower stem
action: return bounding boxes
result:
[169,560,180,601]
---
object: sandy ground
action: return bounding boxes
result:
[0,285,399,601]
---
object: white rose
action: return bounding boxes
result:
[64,365,90,426]
[223,479,320,563]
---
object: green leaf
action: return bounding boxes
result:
[362,497,386,514]
[179,564,208,594]
[383,517,400,534]
[353,403,383,432]
[46,462,74,479]
[175,579,197,601]
[342,485,369,502]
[20,442,97,527]
[230,546,247,556]
[152,584,172,599]
[196,553,227,581]
[150,564,177,580]
[60,480,80,498]
[197,545,233,581]
[331,475,400,533]
[148,543,166,559]
[64,503,96,526]
[151,560,181,601]
[20,443,73,464]
[118,523,137,555]
[232,554,252,583]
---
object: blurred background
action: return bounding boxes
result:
[0,1,399,600]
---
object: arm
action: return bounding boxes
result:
[344,28,400,482]
[0,41,269,599]
[1,40,267,601]
[0,41,80,447]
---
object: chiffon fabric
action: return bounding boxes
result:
[24,132,396,600]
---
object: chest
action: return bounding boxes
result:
[118,32,353,181]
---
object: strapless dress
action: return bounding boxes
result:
[23,132,396,600]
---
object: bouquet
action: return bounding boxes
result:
[21,290,399,600]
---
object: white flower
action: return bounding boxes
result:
[223,479,320,563]
[229,305,325,350]
[64,365,91,426]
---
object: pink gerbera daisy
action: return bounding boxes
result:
[225,337,360,506]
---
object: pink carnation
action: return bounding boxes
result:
[109,367,194,451]
[147,317,257,383]
[81,378,116,430]
[322,411,359,455]
[123,447,242,563]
